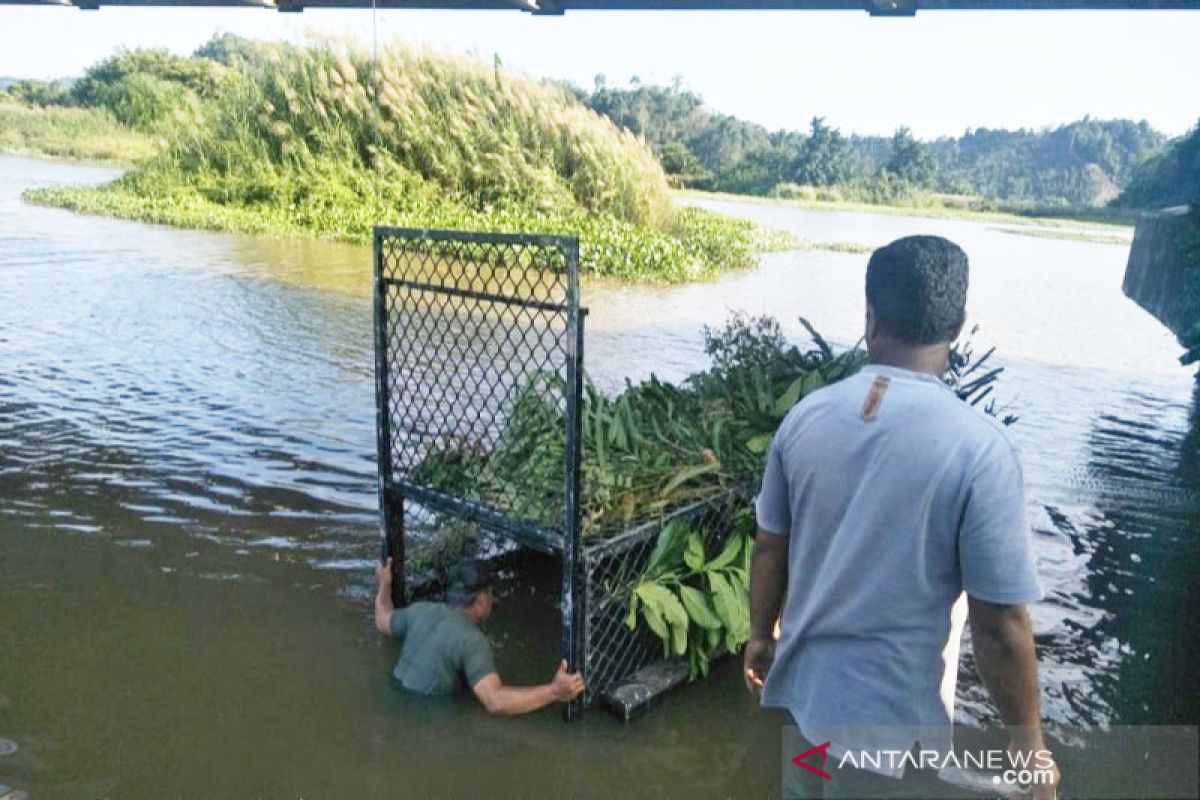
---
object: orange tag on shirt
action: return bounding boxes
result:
[861,375,891,422]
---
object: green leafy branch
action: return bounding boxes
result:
[625,510,755,679]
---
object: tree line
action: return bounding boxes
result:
[574,78,1171,209]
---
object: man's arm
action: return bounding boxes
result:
[471,660,584,716]
[374,557,397,636]
[745,529,788,692]
[969,598,1060,798]
[968,598,1041,733]
[959,447,1059,797]
[746,434,792,693]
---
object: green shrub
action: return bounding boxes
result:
[90,72,194,130]
[2,79,73,107]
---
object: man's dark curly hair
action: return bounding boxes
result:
[865,235,968,345]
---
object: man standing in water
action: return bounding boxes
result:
[746,236,1060,799]
[374,557,584,715]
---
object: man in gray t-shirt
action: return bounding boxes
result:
[747,236,1060,799]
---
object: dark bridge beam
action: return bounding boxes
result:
[11,0,1200,12]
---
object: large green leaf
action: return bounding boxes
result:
[731,573,751,639]
[708,571,738,631]
[772,375,804,417]
[706,532,744,572]
[633,582,672,638]
[678,584,721,629]
[684,531,706,572]
[637,582,691,657]
[659,462,720,499]
[800,370,826,398]
[644,521,690,579]
[745,433,773,455]
[671,617,688,656]
[637,587,669,643]
[636,582,689,644]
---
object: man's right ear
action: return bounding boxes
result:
[865,304,879,343]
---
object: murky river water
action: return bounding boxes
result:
[2,156,1197,798]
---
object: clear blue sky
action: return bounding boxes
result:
[1,7,1197,139]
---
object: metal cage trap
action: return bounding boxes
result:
[373,226,748,720]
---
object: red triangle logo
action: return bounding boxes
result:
[791,740,833,780]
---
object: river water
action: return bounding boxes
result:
[1,156,1197,798]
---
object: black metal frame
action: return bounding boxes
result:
[373,226,750,719]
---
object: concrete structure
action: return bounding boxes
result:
[1124,206,1200,361]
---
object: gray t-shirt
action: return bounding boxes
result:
[389,602,497,695]
[756,364,1042,764]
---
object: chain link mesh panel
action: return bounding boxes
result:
[375,228,581,552]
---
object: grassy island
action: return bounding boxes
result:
[11,38,798,283]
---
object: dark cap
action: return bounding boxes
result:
[445,559,492,606]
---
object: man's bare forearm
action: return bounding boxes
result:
[374,582,394,635]
[473,670,577,716]
[749,530,789,642]
[483,684,560,716]
[968,598,1043,745]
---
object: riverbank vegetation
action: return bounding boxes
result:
[991,226,1133,246]
[7,37,1168,255]
[8,38,800,282]
[683,187,1138,231]
[0,98,156,164]
[1117,123,1200,212]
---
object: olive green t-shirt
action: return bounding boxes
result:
[388,601,497,695]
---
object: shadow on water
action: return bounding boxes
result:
[965,375,1200,731]
[1083,377,1200,725]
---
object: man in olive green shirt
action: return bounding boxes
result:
[374,558,584,715]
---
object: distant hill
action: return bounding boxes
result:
[580,82,1169,209]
